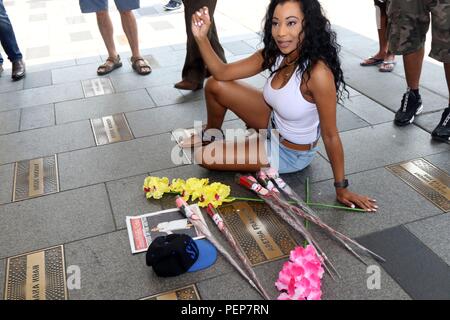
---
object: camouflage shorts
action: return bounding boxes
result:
[387,0,450,63]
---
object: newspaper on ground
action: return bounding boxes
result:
[126,204,207,254]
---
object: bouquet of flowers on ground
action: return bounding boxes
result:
[143,176,234,208]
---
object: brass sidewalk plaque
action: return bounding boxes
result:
[82,77,114,98]
[141,285,200,300]
[5,245,67,300]
[387,158,449,212]
[218,201,297,266]
[13,155,59,202]
[91,113,134,146]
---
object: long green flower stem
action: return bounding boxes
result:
[163,192,366,212]
[231,197,366,213]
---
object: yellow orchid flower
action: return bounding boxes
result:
[170,178,186,194]
[184,178,209,201]
[143,176,170,200]
[197,182,234,208]
[143,176,233,207]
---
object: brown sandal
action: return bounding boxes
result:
[131,56,152,75]
[97,55,122,75]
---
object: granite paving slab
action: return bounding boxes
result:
[415,110,446,135]
[222,41,256,56]
[406,214,450,265]
[196,271,264,300]
[336,105,370,132]
[127,101,206,137]
[0,76,23,94]
[26,59,77,73]
[126,101,237,138]
[306,167,443,238]
[26,46,50,60]
[106,174,164,230]
[0,120,95,165]
[146,84,187,106]
[340,95,394,125]
[64,230,235,300]
[55,89,155,124]
[0,184,115,260]
[336,25,449,98]
[0,164,13,205]
[0,82,84,112]
[110,66,181,93]
[76,56,102,65]
[318,122,450,175]
[0,109,20,135]
[341,51,448,114]
[20,104,54,131]
[250,234,410,300]
[424,151,450,173]
[58,133,184,191]
[23,70,52,89]
[52,63,128,85]
[357,226,450,299]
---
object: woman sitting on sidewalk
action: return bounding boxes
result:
[182,0,377,212]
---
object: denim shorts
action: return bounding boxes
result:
[79,0,140,13]
[265,116,318,174]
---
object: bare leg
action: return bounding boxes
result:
[403,48,425,89]
[193,78,272,171]
[119,10,151,74]
[119,10,140,58]
[377,10,389,59]
[96,11,118,59]
[204,78,271,130]
[380,11,395,61]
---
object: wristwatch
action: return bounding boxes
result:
[334,179,349,189]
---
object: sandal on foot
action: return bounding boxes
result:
[379,60,397,72]
[360,56,384,67]
[97,55,122,76]
[131,56,152,75]
[179,128,224,148]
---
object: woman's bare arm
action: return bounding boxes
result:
[192,6,264,81]
[309,61,377,212]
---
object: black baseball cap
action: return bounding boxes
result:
[146,234,217,277]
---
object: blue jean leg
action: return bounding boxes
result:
[0,0,22,63]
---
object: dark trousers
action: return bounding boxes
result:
[0,0,22,64]
[182,0,226,85]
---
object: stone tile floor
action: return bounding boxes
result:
[0,0,449,300]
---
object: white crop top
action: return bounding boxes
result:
[262,56,320,145]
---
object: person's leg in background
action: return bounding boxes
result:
[387,0,426,126]
[0,52,3,76]
[0,0,25,80]
[377,0,396,72]
[175,0,226,91]
[115,0,151,75]
[79,0,123,75]
[360,0,395,71]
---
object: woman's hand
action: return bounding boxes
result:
[336,188,378,212]
[191,6,211,40]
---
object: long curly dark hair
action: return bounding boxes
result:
[261,0,347,102]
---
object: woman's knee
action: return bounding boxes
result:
[205,76,225,96]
